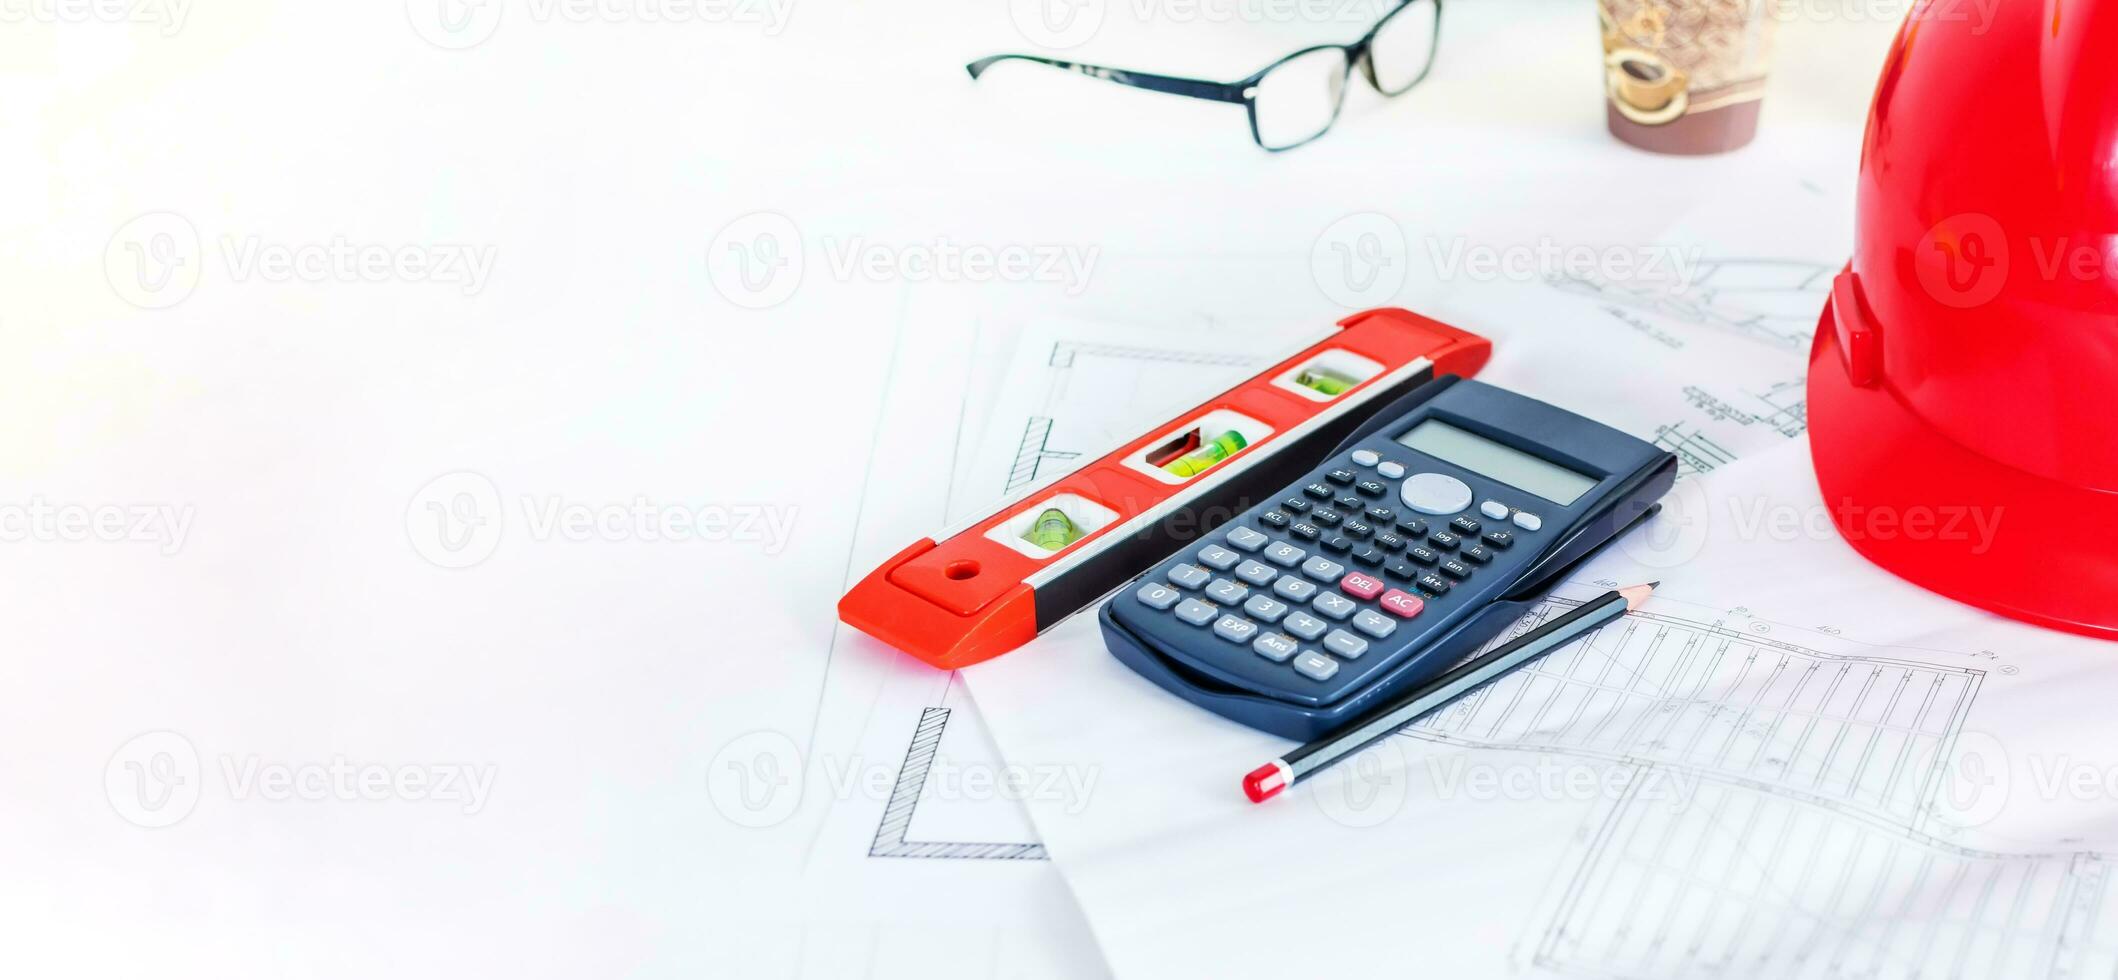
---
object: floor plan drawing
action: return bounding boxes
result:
[1651,422,1740,477]
[1407,598,1984,830]
[1546,258,1834,354]
[1000,339,1266,493]
[1529,771,2118,980]
[837,317,1295,863]
[1646,379,1807,476]
[1394,593,2118,980]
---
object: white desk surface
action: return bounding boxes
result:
[0,2,1901,976]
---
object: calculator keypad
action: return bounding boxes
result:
[1125,442,1553,695]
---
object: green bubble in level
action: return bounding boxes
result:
[1024,507,1083,550]
[1297,370,1351,396]
[1163,430,1249,478]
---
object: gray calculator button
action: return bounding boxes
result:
[1225,526,1270,552]
[1136,583,1182,610]
[1254,632,1299,662]
[1198,545,1241,570]
[1513,511,1543,532]
[1213,615,1259,644]
[1312,591,1356,620]
[1273,576,1319,602]
[1323,629,1369,659]
[1301,556,1346,581]
[1377,461,1406,479]
[1204,578,1249,605]
[1293,651,1339,681]
[1480,499,1510,520]
[1167,564,1212,589]
[1351,609,1397,639]
[1242,594,1289,623]
[1262,541,1306,567]
[1234,559,1278,586]
[1174,598,1217,626]
[1401,472,1474,515]
[1282,610,1328,641]
[1350,449,1381,467]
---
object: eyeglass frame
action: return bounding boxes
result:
[965,0,1444,152]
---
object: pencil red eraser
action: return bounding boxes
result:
[1243,762,1290,803]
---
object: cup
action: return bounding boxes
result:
[1600,0,1779,154]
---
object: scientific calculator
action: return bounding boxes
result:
[1101,376,1678,739]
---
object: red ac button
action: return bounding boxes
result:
[1380,589,1424,619]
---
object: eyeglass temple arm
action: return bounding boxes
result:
[966,55,1246,104]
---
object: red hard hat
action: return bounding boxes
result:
[1810,0,2118,639]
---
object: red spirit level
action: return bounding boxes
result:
[839,308,1492,669]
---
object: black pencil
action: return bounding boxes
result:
[1243,582,1658,803]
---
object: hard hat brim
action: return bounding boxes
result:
[1809,281,2118,641]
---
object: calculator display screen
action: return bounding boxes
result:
[1394,420,1597,505]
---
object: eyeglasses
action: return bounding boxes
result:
[966,0,1442,151]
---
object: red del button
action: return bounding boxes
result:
[1380,589,1424,618]
[1340,572,1385,600]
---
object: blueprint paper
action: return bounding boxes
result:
[799,297,1318,978]
[965,440,2118,979]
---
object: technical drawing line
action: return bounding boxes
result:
[869,708,1047,861]
[1546,258,1834,353]
[1006,416,1081,493]
[1529,770,2118,979]
[1402,600,1985,832]
[1046,340,1260,371]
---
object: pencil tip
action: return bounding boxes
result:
[1619,582,1658,611]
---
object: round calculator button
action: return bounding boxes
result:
[1512,511,1543,532]
[1350,449,1381,467]
[1377,461,1406,479]
[1480,500,1509,520]
[1399,472,1473,516]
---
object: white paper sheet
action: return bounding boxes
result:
[965,436,2118,979]
[798,296,1325,978]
